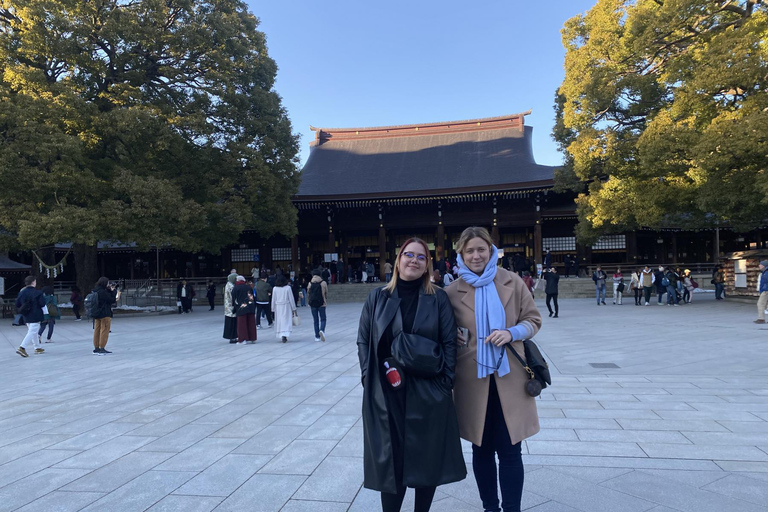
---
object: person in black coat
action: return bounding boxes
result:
[206,281,216,311]
[357,237,466,512]
[92,277,119,355]
[176,279,193,313]
[232,276,257,344]
[543,267,560,318]
[14,275,46,357]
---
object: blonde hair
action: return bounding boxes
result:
[384,237,435,295]
[456,226,495,256]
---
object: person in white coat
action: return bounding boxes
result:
[271,273,297,343]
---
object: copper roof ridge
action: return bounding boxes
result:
[309,110,532,134]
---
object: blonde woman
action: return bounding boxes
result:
[357,237,465,512]
[445,226,542,512]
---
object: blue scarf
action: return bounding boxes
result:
[457,245,510,379]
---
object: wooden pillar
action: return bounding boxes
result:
[626,231,637,264]
[713,227,720,263]
[379,226,387,281]
[129,255,135,280]
[533,220,542,268]
[491,226,500,247]
[436,224,445,259]
[328,231,336,256]
[291,236,299,274]
[671,233,678,263]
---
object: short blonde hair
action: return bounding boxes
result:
[456,226,495,256]
[384,237,435,295]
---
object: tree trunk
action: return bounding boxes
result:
[33,246,55,288]
[74,243,99,294]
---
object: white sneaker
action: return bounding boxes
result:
[319,331,326,342]
[314,337,321,342]
[645,302,649,306]
[74,318,82,322]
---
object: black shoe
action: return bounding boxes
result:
[229,339,238,344]
[98,348,112,354]
[601,301,606,305]
[553,314,558,318]
[548,312,553,317]
[93,348,102,355]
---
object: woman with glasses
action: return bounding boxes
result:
[357,237,466,512]
[445,226,542,512]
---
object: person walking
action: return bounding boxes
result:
[543,248,552,270]
[308,269,328,342]
[592,265,607,305]
[629,268,641,305]
[755,260,768,324]
[665,268,679,306]
[255,275,273,328]
[70,285,83,321]
[271,274,297,343]
[563,254,571,278]
[232,276,257,344]
[14,276,46,357]
[640,265,655,305]
[653,266,667,305]
[543,267,560,317]
[384,260,393,283]
[445,227,542,512]
[358,237,466,512]
[91,277,119,355]
[38,286,61,343]
[612,268,624,305]
[222,273,238,343]
[682,269,695,304]
[713,265,726,300]
[206,281,216,311]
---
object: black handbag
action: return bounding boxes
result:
[390,309,443,378]
[391,332,443,378]
[505,340,551,397]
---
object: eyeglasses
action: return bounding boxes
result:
[402,252,427,262]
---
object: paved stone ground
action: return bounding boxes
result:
[1,294,767,512]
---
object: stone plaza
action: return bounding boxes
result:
[0,295,767,512]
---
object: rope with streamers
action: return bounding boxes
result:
[31,248,71,279]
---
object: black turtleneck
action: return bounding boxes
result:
[396,277,421,333]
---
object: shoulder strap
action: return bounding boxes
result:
[505,342,535,379]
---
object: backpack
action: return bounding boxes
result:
[47,302,59,318]
[84,291,100,319]
[308,282,324,308]
[661,277,670,287]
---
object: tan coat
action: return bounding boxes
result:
[445,269,543,446]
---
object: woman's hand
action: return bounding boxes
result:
[456,327,468,347]
[486,329,512,347]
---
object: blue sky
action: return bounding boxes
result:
[247,0,597,167]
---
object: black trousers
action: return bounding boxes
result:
[545,293,558,316]
[634,288,642,304]
[256,303,273,325]
[208,296,215,310]
[472,377,524,512]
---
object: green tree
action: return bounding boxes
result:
[0,0,299,292]
[554,0,768,244]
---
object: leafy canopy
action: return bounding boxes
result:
[0,0,300,252]
[554,0,768,244]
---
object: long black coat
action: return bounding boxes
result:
[357,286,466,493]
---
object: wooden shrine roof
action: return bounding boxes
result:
[296,112,557,201]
